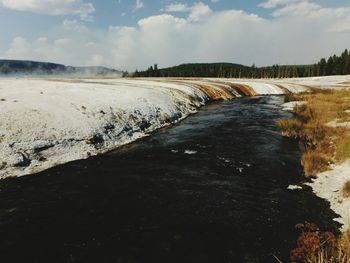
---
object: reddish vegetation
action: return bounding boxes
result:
[160,79,259,98]
[206,82,239,99]
[275,84,292,94]
[290,222,336,262]
[228,83,258,96]
[194,83,235,100]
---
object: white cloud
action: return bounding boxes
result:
[271,1,321,17]
[54,38,72,46]
[164,3,189,12]
[135,0,143,10]
[259,0,300,9]
[0,0,95,20]
[329,17,350,32]
[5,36,76,64]
[63,19,88,33]
[188,2,212,21]
[260,0,350,19]
[3,1,350,71]
[164,2,212,22]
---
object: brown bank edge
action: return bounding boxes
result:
[277,89,350,262]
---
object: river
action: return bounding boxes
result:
[0,96,340,263]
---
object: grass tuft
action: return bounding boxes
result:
[342,181,350,199]
[277,119,303,138]
[301,151,330,177]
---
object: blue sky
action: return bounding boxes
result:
[0,0,350,70]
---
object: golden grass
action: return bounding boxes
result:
[342,181,350,198]
[301,151,330,177]
[278,89,350,177]
[336,134,350,162]
[306,231,350,263]
[277,118,303,138]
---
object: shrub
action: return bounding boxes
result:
[290,222,336,262]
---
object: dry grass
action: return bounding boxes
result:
[342,181,350,198]
[278,89,350,177]
[301,151,330,177]
[277,119,304,138]
[336,134,350,162]
[306,230,350,263]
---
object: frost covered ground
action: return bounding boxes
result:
[1,75,350,179]
[306,162,350,231]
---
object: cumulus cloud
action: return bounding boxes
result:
[258,0,350,19]
[164,3,189,13]
[3,0,350,71]
[164,2,212,21]
[0,0,95,20]
[270,1,321,17]
[188,2,212,21]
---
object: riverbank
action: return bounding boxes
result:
[0,77,308,179]
[0,76,349,179]
[279,89,350,261]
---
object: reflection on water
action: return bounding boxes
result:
[0,96,340,263]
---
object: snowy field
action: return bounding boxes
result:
[1,76,350,179]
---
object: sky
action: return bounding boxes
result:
[0,0,350,71]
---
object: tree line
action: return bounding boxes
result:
[130,49,350,78]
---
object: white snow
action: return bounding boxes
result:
[282,75,350,89]
[326,120,350,128]
[281,101,307,111]
[306,162,350,231]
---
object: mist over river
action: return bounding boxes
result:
[0,96,340,263]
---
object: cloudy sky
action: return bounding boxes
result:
[0,0,349,70]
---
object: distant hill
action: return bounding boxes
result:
[133,62,312,78]
[134,63,251,78]
[0,60,122,77]
[133,49,350,78]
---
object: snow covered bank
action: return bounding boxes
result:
[306,162,350,231]
[279,75,350,89]
[0,78,207,178]
[0,76,341,178]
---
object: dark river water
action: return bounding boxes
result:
[0,96,340,263]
